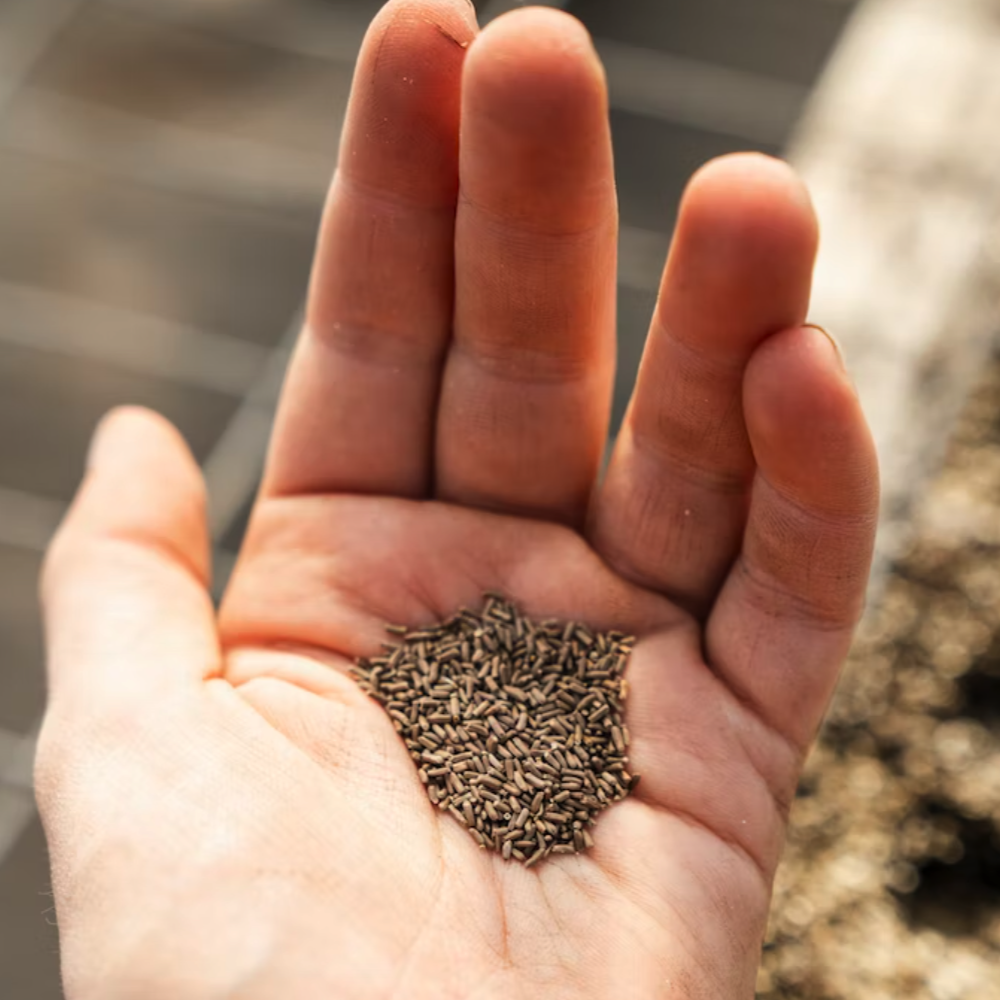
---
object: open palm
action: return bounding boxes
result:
[38,3,878,998]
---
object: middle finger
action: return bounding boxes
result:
[434,8,618,528]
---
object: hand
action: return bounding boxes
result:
[37,2,878,998]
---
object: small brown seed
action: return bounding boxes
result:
[524,847,546,868]
[350,595,636,865]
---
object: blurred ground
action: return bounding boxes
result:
[0,0,855,996]
[762,347,1000,1000]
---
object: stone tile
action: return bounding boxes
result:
[0,281,271,398]
[0,0,83,87]
[212,549,238,603]
[611,285,656,436]
[618,225,669,294]
[0,785,34,861]
[0,150,314,346]
[611,110,779,233]
[105,0,381,62]
[2,728,38,793]
[3,90,335,216]
[0,817,63,1000]
[0,341,238,500]
[0,547,45,735]
[571,0,855,86]
[0,731,26,779]
[0,488,63,557]
[28,3,353,156]
[219,488,257,554]
[598,37,806,149]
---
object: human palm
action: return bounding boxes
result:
[38,2,878,999]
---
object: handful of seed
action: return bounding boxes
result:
[351,593,637,867]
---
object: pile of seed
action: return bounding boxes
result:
[351,594,637,866]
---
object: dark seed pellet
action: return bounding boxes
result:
[350,594,636,867]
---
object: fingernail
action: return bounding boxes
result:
[803,323,846,370]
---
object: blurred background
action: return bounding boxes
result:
[3,0,1000,997]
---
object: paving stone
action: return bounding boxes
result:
[0,150,314,346]
[0,341,237,500]
[0,818,62,1000]
[570,0,855,86]
[0,547,45,735]
[611,109,779,232]
[0,0,83,89]
[105,0,381,62]
[28,3,352,156]
[219,488,257,554]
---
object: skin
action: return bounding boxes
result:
[36,2,879,998]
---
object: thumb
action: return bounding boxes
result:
[41,407,220,721]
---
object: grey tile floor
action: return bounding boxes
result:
[0,0,852,994]
[0,149,317,342]
[611,109,782,231]
[574,0,854,84]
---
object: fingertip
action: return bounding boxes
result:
[53,406,210,588]
[342,0,475,202]
[743,325,879,517]
[801,322,846,370]
[84,406,207,520]
[658,155,819,363]
[465,6,606,126]
[86,405,198,474]
[358,0,477,97]
[684,152,817,228]
[677,153,819,267]
[458,5,613,234]
[371,0,478,48]
[746,322,853,413]
[475,5,597,61]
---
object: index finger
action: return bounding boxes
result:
[263,0,476,500]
